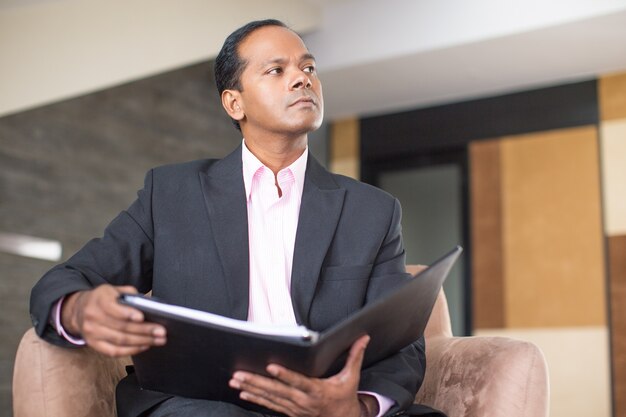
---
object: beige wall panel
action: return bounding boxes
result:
[500,126,606,328]
[609,235,626,417]
[469,140,505,329]
[329,118,360,179]
[599,71,626,121]
[601,119,626,236]
[475,326,611,417]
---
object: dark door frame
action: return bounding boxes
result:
[361,146,473,336]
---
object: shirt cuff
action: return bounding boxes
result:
[53,296,86,345]
[358,391,394,417]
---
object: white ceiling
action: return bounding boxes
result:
[303,0,626,119]
[2,0,626,120]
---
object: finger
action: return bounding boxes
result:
[337,335,370,383]
[230,372,291,395]
[230,372,306,406]
[86,322,166,348]
[237,391,295,416]
[266,364,315,393]
[230,374,302,416]
[82,285,145,324]
[99,289,145,323]
[91,340,151,357]
[100,316,166,337]
[83,299,166,337]
[116,286,139,294]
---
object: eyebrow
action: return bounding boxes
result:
[260,53,317,67]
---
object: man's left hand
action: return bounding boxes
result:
[229,335,376,417]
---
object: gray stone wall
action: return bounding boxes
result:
[0,58,327,415]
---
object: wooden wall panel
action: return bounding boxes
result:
[599,72,626,121]
[609,235,626,417]
[500,126,606,328]
[469,140,505,329]
[329,118,359,179]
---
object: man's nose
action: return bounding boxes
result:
[290,72,312,90]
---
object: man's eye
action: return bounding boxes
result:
[303,65,316,73]
[268,68,282,75]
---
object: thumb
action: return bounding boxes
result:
[337,334,370,383]
[115,285,138,294]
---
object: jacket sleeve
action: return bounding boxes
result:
[358,198,426,415]
[29,169,156,348]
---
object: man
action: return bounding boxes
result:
[30,20,443,417]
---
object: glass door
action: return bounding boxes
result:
[365,150,470,336]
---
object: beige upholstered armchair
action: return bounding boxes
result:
[405,265,550,417]
[13,266,549,417]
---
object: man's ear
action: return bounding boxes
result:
[221,90,245,122]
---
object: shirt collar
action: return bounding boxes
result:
[241,139,308,200]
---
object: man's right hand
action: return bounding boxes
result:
[61,285,167,357]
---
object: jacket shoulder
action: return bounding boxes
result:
[331,173,397,203]
[151,159,217,177]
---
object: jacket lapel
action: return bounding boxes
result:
[198,145,249,320]
[291,155,346,325]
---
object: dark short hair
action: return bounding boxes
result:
[214,19,289,131]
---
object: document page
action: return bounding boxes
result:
[122,294,319,340]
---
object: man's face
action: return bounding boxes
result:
[231,26,324,137]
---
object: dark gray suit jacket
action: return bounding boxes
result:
[30,145,426,417]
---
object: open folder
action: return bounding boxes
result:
[119,246,462,407]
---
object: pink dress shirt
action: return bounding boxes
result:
[242,141,305,325]
[241,141,392,416]
[54,141,393,415]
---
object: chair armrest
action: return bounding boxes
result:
[415,335,549,417]
[13,328,131,417]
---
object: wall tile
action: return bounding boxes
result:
[500,126,606,328]
[609,235,626,417]
[469,140,505,329]
[330,118,360,179]
[599,72,626,121]
[600,119,626,236]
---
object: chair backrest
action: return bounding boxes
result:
[406,264,453,339]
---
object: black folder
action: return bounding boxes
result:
[119,246,462,408]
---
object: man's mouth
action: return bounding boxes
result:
[290,96,316,107]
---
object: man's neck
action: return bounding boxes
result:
[243,134,307,175]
